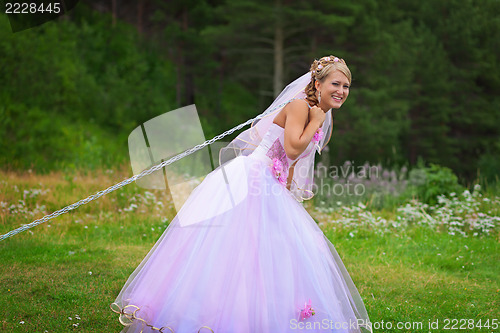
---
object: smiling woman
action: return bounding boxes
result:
[111,55,372,333]
[305,56,351,114]
[271,56,351,189]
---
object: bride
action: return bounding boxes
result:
[111,56,372,333]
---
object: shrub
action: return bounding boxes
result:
[405,163,464,205]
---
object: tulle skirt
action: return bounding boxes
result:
[111,153,371,333]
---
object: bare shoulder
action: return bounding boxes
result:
[274,99,309,128]
[286,98,310,112]
[283,99,310,125]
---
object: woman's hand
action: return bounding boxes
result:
[309,106,326,127]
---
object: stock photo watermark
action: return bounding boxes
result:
[290,318,499,331]
[3,0,80,32]
[247,160,382,198]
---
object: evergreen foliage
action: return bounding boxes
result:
[0,0,498,184]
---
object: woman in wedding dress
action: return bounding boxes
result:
[111,56,372,333]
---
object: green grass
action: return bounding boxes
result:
[1,169,498,332]
[323,228,499,330]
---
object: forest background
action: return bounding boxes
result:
[1,0,499,186]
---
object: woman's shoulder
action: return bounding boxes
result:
[287,98,312,110]
[283,99,312,120]
[277,99,314,133]
[284,99,312,116]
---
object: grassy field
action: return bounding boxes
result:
[1,168,498,332]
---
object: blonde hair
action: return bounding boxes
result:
[305,55,352,106]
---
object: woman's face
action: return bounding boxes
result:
[316,70,350,110]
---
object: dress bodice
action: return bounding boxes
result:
[248,98,333,189]
[251,123,299,162]
[251,123,295,164]
[250,122,315,186]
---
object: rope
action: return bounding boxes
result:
[0,99,300,241]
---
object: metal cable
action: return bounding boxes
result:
[0,99,299,241]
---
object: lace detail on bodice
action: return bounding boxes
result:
[265,137,289,185]
[265,138,289,171]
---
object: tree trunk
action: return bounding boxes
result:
[182,7,195,105]
[111,0,117,27]
[137,0,144,34]
[273,0,284,97]
[175,47,183,107]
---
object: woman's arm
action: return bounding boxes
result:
[283,100,324,160]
